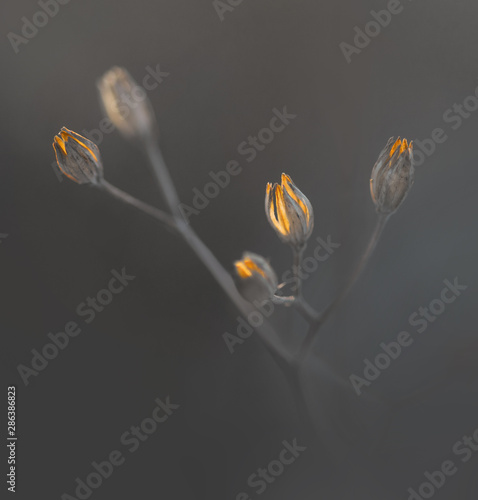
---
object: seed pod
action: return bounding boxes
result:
[52,127,103,185]
[265,173,314,248]
[370,137,415,214]
[234,252,278,303]
[97,66,157,142]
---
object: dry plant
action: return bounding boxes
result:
[52,66,417,450]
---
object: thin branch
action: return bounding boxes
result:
[298,213,390,362]
[292,246,305,298]
[138,137,295,364]
[291,297,320,323]
[97,179,294,366]
[143,137,182,218]
[174,218,294,364]
[117,135,344,447]
[99,180,177,233]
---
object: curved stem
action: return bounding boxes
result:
[96,180,294,366]
[117,136,338,445]
[138,137,295,364]
[99,180,177,233]
[292,297,320,323]
[298,213,390,361]
[272,294,319,324]
[143,137,182,218]
[292,246,305,298]
[174,218,294,364]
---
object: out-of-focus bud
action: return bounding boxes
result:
[370,137,415,214]
[97,66,157,142]
[234,252,278,303]
[52,127,103,184]
[265,173,314,248]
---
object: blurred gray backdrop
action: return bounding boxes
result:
[2,0,478,499]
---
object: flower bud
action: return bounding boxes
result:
[97,66,157,142]
[370,137,415,214]
[52,127,103,184]
[234,252,278,303]
[265,173,314,248]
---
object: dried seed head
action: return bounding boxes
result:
[265,173,314,248]
[52,127,103,184]
[370,137,415,214]
[97,66,157,142]
[234,252,278,303]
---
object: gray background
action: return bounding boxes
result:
[2,0,478,498]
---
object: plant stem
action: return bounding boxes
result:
[97,180,294,367]
[286,245,320,323]
[292,246,304,298]
[143,137,182,218]
[298,213,390,362]
[115,136,344,446]
[138,137,293,363]
[292,297,320,323]
[100,180,177,233]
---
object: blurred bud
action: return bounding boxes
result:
[370,137,415,214]
[265,173,314,248]
[97,66,157,141]
[234,252,278,303]
[52,127,103,184]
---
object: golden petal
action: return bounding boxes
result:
[400,138,408,154]
[268,185,287,235]
[235,261,252,279]
[282,173,310,224]
[389,137,402,158]
[54,136,67,156]
[275,185,290,234]
[243,257,266,278]
[62,130,99,162]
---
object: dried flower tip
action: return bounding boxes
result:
[265,173,314,248]
[370,137,415,214]
[52,127,103,184]
[234,252,278,303]
[97,66,157,142]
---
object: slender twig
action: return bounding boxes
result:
[274,245,320,323]
[298,213,390,362]
[272,293,319,323]
[97,178,294,366]
[116,134,355,447]
[292,297,320,323]
[174,218,294,364]
[99,180,177,233]
[143,137,182,218]
[137,136,298,364]
[292,246,305,298]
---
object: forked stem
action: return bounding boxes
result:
[97,178,294,367]
[100,180,177,233]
